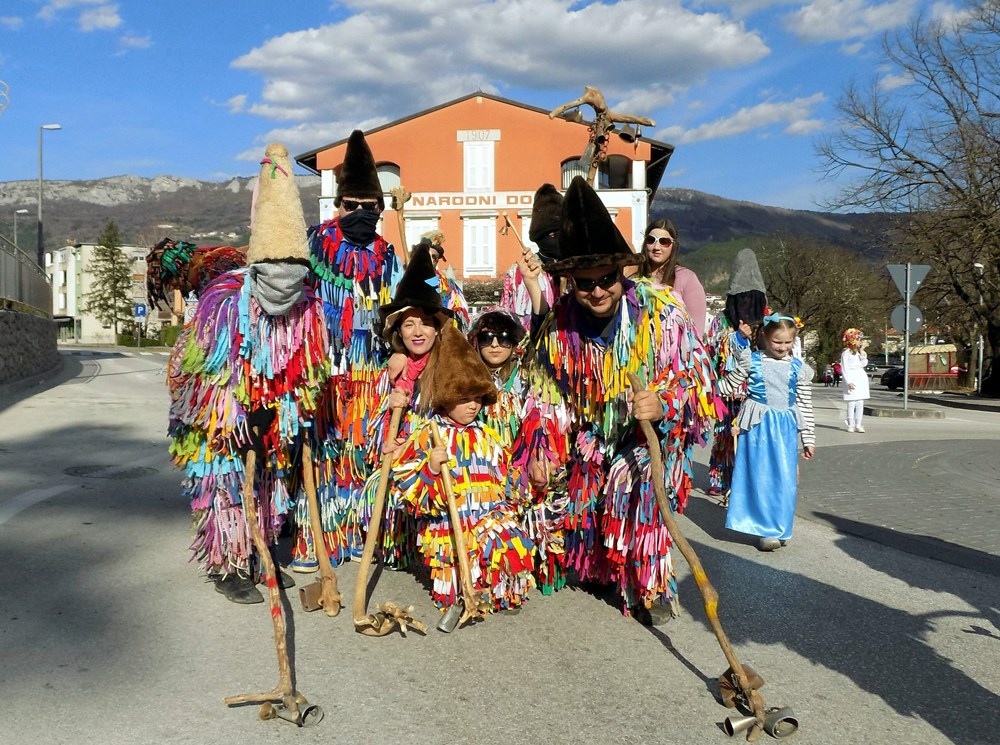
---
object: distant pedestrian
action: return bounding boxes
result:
[832,361,843,386]
[841,328,870,433]
[718,313,815,551]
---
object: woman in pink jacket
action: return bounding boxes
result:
[636,218,707,338]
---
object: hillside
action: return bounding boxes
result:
[0,177,887,272]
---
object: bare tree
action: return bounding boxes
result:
[817,2,1000,393]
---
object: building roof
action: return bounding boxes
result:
[294,91,673,190]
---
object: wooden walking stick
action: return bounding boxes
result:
[390,186,411,269]
[352,407,427,637]
[430,421,489,632]
[625,372,773,742]
[224,449,322,726]
[499,212,528,253]
[297,441,342,616]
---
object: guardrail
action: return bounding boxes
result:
[0,233,52,317]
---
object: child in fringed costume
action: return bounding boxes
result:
[515,177,722,622]
[168,143,330,604]
[391,322,535,613]
[292,130,403,571]
[704,249,768,501]
[500,184,561,331]
[417,231,471,332]
[719,314,815,551]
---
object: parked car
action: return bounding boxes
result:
[864,363,878,373]
[880,367,905,390]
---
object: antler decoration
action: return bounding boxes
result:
[549,86,655,183]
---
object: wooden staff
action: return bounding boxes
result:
[430,421,488,628]
[297,441,342,616]
[390,186,411,269]
[499,212,528,253]
[626,372,767,741]
[353,407,427,637]
[224,449,311,721]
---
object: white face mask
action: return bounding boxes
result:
[248,262,308,316]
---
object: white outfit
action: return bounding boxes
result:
[841,348,870,430]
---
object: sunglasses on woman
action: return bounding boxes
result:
[645,235,674,247]
[476,330,515,348]
[341,199,381,212]
[572,269,621,293]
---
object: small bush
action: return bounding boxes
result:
[116,334,162,348]
[160,325,183,348]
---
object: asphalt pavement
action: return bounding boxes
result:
[1,348,998,745]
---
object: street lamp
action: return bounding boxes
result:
[13,208,28,247]
[974,262,985,394]
[37,123,62,267]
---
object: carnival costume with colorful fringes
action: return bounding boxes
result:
[437,270,471,332]
[516,278,722,610]
[293,218,402,567]
[704,314,745,496]
[146,237,247,310]
[500,263,557,331]
[390,414,534,611]
[167,269,330,575]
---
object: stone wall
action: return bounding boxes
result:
[0,310,59,386]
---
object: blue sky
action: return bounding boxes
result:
[0,0,962,210]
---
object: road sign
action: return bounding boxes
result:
[888,264,930,298]
[134,303,147,318]
[891,303,923,335]
[183,303,197,324]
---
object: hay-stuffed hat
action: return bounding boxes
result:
[246,143,310,265]
[379,244,454,338]
[528,183,563,264]
[425,322,498,408]
[724,248,768,328]
[468,307,526,349]
[336,129,383,206]
[543,176,639,275]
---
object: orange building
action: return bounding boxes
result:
[295,92,674,282]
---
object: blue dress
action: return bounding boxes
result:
[726,352,812,541]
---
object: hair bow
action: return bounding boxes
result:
[763,312,796,325]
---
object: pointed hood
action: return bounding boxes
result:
[246,143,310,265]
[543,176,639,275]
[724,248,768,328]
[379,244,453,337]
[425,322,498,408]
[336,129,383,206]
[528,183,563,264]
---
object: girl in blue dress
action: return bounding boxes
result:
[720,314,815,551]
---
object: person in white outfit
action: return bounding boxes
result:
[841,328,870,432]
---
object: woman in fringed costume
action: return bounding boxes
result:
[291,130,403,572]
[515,177,722,623]
[391,323,534,614]
[168,143,330,604]
[704,249,768,501]
[500,184,561,331]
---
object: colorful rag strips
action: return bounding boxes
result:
[291,220,402,566]
[391,415,535,611]
[704,316,746,494]
[500,262,557,331]
[514,279,723,610]
[437,270,471,332]
[167,268,331,575]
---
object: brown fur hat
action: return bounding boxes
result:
[246,143,310,264]
[425,323,498,409]
[336,129,383,206]
[543,176,640,275]
[528,183,562,243]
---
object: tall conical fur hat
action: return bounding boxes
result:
[379,244,453,337]
[425,322,498,408]
[246,143,310,264]
[543,176,639,274]
[337,129,383,203]
[528,183,563,264]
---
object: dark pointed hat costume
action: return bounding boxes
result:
[528,183,563,265]
[337,129,384,206]
[724,248,768,328]
[543,176,640,275]
[379,243,454,337]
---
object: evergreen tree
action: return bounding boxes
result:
[83,221,134,335]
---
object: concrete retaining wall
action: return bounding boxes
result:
[0,310,59,386]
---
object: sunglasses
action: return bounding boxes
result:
[572,269,621,293]
[341,199,381,212]
[476,330,515,348]
[645,235,674,247]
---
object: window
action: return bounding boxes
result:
[404,216,439,254]
[561,157,587,188]
[463,142,494,192]
[462,216,496,276]
[377,163,401,196]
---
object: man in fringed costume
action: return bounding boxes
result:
[515,177,722,624]
[500,183,560,330]
[168,143,330,603]
[292,130,403,571]
[704,249,767,501]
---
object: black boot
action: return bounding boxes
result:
[253,551,295,589]
[214,574,264,604]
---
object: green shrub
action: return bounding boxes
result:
[160,325,183,348]
[117,334,162,348]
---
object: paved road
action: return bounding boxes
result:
[1,349,999,745]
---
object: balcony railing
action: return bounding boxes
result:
[0,233,53,317]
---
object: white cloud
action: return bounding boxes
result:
[0,16,24,29]
[38,0,105,22]
[79,4,120,31]
[840,41,865,55]
[119,34,151,49]
[225,95,248,114]
[784,0,917,42]
[878,72,912,90]
[230,0,770,150]
[929,2,974,30]
[659,92,826,144]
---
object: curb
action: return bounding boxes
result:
[864,404,945,419]
[909,394,1000,413]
